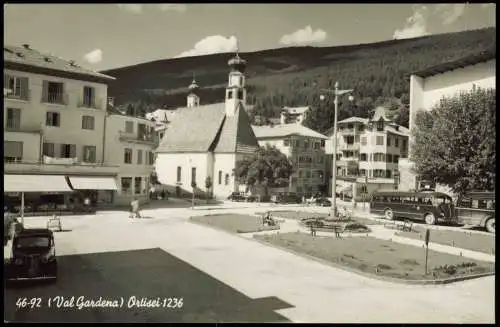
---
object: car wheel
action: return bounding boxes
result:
[424,213,436,225]
[384,208,394,220]
[485,218,495,233]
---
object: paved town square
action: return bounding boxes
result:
[4,203,495,323]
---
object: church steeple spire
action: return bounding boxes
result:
[187,72,200,108]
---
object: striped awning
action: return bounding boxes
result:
[4,175,73,193]
[68,176,118,190]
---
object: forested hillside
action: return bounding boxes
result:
[101,27,495,133]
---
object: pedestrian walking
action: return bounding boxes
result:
[130,197,142,219]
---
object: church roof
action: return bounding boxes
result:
[156,102,259,154]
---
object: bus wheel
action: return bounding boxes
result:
[485,218,495,233]
[424,213,436,225]
[384,209,394,220]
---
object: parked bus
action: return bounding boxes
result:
[455,191,495,233]
[369,190,456,225]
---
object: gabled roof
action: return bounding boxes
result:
[412,47,496,79]
[282,106,310,114]
[337,117,369,124]
[4,45,115,82]
[156,102,259,154]
[371,106,391,122]
[252,123,328,140]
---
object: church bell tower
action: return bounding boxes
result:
[225,41,247,117]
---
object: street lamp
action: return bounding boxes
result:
[320,81,354,216]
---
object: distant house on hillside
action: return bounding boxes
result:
[145,108,176,140]
[154,50,260,199]
[280,106,311,124]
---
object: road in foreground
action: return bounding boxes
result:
[4,205,495,323]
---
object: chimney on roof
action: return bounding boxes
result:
[22,44,30,49]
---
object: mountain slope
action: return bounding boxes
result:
[102,27,495,133]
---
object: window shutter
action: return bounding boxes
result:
[46,112,51,125]
[60,144,66,157]
[4,74,10,89]
[70,144,76,158]
[42,80,49,102]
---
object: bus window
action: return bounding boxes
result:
[459,198,472,208]
[392,196,401,203]
[471,200,479,209]
[433,195,452,205]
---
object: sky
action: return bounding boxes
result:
[3,3,496,71]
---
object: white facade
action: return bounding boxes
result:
[104,114,157,205]
[255,133,327,195]
[280,106,310,124]
[3,68,120,179]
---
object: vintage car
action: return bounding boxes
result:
[271,193,302,204]
[315,197,332,207]
[227,192,246,202]
[4,228,58,282]
[455,191,495,233]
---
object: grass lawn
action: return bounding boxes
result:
[262,210,384,226]
[190,214,279,234]
[254,232,495,281]
[396,226,496,255]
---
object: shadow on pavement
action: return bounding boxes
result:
[4,248,293,323]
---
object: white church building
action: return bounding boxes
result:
[154,50,260,199]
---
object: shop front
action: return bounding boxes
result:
[66,176,118,209]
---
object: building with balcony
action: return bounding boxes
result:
[280,106,310,125]
[252,123,328,195]
[3,44,120,212]
[145,108,176,140]
[155,50,260,199]
[400,48,496,193]
[324,107,409,199]
[104,114,158,205]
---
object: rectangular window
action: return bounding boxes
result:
[393,155,400,163]
[124,148,132,164]
[4,75,29,100]
[43,142,55,157]
[395,138,399,147]
[121,177,132,195]
[387,137,392,147]
[177,166,182,182]
[82,86,95,108]
[304,140,309,148]
[361,137,367,146]
[60,144,76,158]
[137,149,143,164]
[218,171,222,185]
[320,140,325,147]
[359,169,366,176]
[82,145,96,163]
[149,151,155,165]
[125,121,134,133]
[4,141,23,162]
[336,154,342,161]
[227,90,233,99]
[387,154,393,163]
[46,112,60,127]
[191,167,197,185]
[284,139,290,147]
[237,90,244,100]
[6,108,21,130]
[376,136,384,145]
[360,153,367,161]
[402,139,407,149]
[295,140,300,147]
[313,142,320,149]
[81,115,95,130]
[134,177,142,195]
[42,81,65,104]
[224,174,229,185]
[386,170,392,178]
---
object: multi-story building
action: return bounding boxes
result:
[252,123,328,195]
[145,108,177,140]
[4,44,120,210]
[280,106,310,125]
[104,114,157,205]
[324,107,409,199]
[400,49,496,193]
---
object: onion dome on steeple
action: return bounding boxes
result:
[227,39,246,73]
[188,72,199,93]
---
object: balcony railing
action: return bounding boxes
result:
[5,88,30,101]
[4,122,43,134]
[78,98,102,110]
[41,93,68,105]
[338,128,355,134]
[340,143,360,151]
[119,131,158,145]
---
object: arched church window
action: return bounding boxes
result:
[237,90,244,100]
